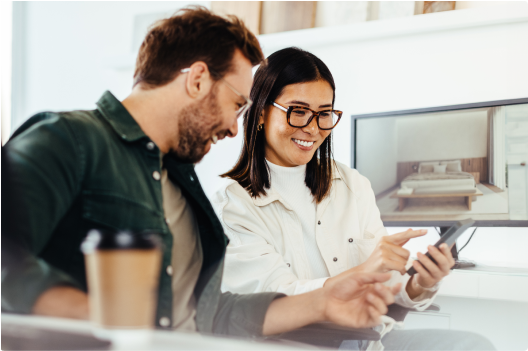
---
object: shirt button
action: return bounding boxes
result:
[286,263,291,267]
[159,317,171,327]
[348,238,354,243]
[166,265,173,276]
[318,221,321,225]
[152,171,161,181]
[190,175,194,182]
[333,257,338,262]
[165,217,170,225]
[146,141,155,150]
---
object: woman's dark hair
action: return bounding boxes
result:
[222,47,336,203]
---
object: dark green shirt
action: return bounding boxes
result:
[2,91,282,336]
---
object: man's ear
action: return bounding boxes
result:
[184,62,211,99]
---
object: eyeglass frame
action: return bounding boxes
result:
[180,68,252,118]
[271,102,343,130]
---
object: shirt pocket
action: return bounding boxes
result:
[347,235,377,267]
[82,190,165,234]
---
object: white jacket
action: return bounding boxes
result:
[212,161,438,310]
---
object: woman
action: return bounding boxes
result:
[212,47,494,350]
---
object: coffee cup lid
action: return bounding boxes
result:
[81,229,161,253]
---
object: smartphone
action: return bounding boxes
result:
[406,218,475,276]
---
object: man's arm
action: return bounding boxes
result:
[262,272,399,336]
[2,113,84,314]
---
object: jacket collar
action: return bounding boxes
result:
[252,161,342,209]
[96,91,147,142]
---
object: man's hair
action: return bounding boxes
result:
[134,6,264,88]
[222,47,336,204]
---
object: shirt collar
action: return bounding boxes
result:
[96,91,147,142]
[251,161,342,208]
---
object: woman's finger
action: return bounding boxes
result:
[440,243,456,268]
[417,252,443,279]
[412,260,433,282]
[427,245,451,273]
[384,242,411,261]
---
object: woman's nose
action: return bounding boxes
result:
[302,116,319,135]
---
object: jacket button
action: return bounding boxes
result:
[286,263,291,267]
[190,175,194,182]
[333,257,338,262]
[318,221,321,225]
[165,217,170,225]
[146,141,155,150]
[159,317,171,327]
[348,238,354,243]
[152,171,161,181]
[166,265,173,276]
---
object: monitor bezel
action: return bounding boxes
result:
[351,97,528,227]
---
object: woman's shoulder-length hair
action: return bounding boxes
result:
[221,47,336,204]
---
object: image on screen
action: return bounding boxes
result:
[355,103,528,224]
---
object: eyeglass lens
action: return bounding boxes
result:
[289,108,340,129]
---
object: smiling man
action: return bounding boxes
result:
[2,7,399,339]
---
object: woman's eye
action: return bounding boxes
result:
[292,110,306,116]
[319,112,331,118]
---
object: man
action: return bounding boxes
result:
[2,7,398,338]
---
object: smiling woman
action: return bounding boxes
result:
[222,47,338,203]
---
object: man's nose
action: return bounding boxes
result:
[226,117,239,138]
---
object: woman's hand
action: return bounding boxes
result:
[409,243,455,293]
[356,229,427,275]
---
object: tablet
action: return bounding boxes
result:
[406,218,475,276]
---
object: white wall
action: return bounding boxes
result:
[396,110,488,162]
[1,0,13,145]
[10,1,209,132]
[356,117,398,195]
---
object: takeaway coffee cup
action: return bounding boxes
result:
[81,229,162,329]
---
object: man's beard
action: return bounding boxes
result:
[171,87,223,163]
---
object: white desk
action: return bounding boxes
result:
[1,314,305,351]
[438,265,528,302]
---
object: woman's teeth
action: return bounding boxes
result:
[293,139,315,147]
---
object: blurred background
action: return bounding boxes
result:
[1,2,528,349]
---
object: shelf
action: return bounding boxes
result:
[103,2,528,70]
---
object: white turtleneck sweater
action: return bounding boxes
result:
[266,160,330,279]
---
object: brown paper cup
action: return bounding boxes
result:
[82,230,162,329]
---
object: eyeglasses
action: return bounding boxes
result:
[181,68,252,118]
[272,102,343,130]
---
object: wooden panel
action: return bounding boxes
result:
[260,2,316,34]
[211,1,262,35]
[397,157,488,184]
[423,1,456,14]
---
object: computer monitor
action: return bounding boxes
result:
[352,98,528,231]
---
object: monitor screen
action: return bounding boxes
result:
[353,100,528,227]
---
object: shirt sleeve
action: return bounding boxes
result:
[213,185,328,296]
[2,113,83,313]
[354,171,439,311]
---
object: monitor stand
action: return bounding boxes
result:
[438,226,476,269]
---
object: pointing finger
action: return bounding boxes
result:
[386,229,427,246]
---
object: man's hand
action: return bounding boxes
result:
[322,272,401,329]
[32,286,89,320]
[262,272,399,335]
[357,229,427,275]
